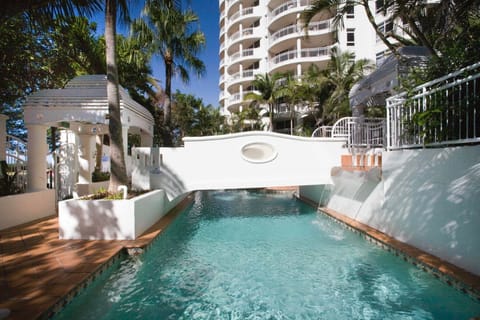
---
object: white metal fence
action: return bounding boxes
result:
[386,62,480,150]
[4,135,28,193]
[3,135,58,194]
[312,117,385,148]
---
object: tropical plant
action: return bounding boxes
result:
[319,48,373,124]
[0,161,21,196]
[1,0,102,27]
[276,75,304,135]
[171,91,226,145]
[244,73,285,131]
[132,1,206,146]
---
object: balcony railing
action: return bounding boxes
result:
[271,21,330,43]
[271,0,312,19]
[386,61,480,150]
[271,0,297,18]
[229,69,258,82]
[230,48,255,63]
[230,7,254,22]
[230,27,255,43]
[272,46,331,66]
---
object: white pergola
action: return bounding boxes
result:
[23,74,154,194]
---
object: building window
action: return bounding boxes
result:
[385,19,393,33]
[376,0,391,14]
[375,0,384,13]
[347,28,355,46]
[346,5,354,18]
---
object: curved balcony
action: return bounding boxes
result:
[226,69,259,92]
[271,20,330,44]
[227,27,262,55]
[269,46,332,74]
[269,0,312,27]
[226,90,256,113]
[219,74,226,90]
[219,41,226,53]
[269,20,332,53]
[226,0,238,13]
[229,48,261,67]
[228,6,262,33]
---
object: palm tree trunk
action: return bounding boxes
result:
[162,59,173,146]
[361,0,400,58]
[105,0,128,193]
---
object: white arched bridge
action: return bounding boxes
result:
[132,131,347,200]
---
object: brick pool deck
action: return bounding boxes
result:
[0,194,193,320]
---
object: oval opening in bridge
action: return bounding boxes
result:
[241,142,277,163]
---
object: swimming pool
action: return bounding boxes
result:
[55,190,480,319]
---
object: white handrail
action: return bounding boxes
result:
[312,117,385,148]
[386,61,480,149]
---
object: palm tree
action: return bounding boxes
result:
[298,64,332,124]
[244,73,285,132]
[2,0,102,24]
[321,48,372,123]
[276,75,305,135]
[105,0,130,192]
[132,1,206,146]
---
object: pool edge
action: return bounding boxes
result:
[295,193,480,302]
[41,193,195,320]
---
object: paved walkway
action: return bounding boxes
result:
[0,195,193,320]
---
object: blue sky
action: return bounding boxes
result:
[94,1,220,107]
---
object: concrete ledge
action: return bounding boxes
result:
[0,189,55,230]
[58,190,187,240]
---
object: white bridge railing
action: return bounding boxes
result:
[386,61,480,150]
[312,117,385,149]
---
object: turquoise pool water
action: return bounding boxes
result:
[55,191,480,320]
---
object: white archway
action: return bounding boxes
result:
[23,75,154,197]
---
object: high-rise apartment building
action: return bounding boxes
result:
[218,0,403,131]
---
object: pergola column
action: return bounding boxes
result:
[122,125,129,160]
[78,133,96,183]
[0,114,8,161]
[26,124,48,192]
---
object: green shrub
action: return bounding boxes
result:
[92,170,110,182]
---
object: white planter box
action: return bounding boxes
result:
[59,190,184,240]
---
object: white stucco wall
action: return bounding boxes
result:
[300,145,480,276]
[0,190,56,230]
[380,145,480,275]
